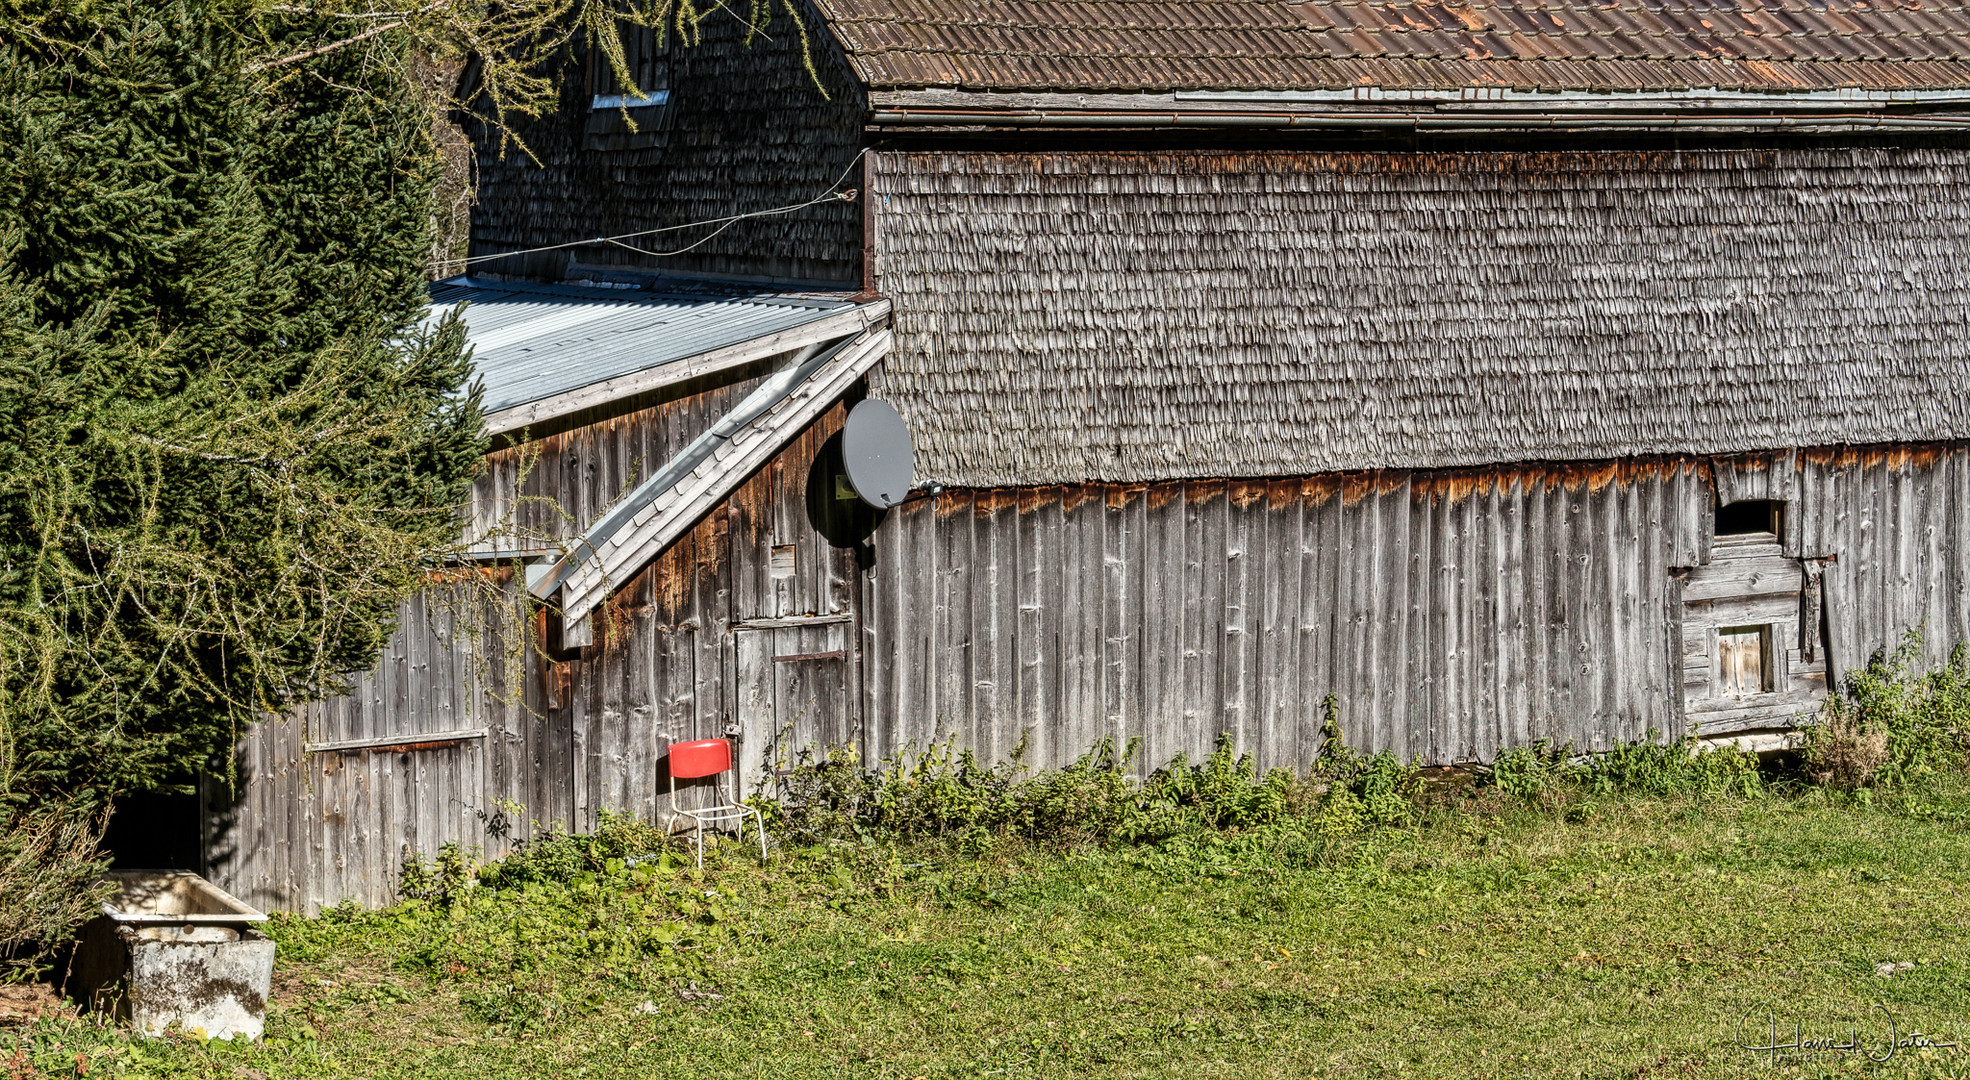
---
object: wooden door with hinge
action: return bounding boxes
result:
[732,617,857,793]
[722,411,877,793]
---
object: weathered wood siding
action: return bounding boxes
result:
[863,445,1970,772]
[208,380,870,913]
[209,440,1970,912]
[864,460,1706,770]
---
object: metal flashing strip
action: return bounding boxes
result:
[536,327,894,625]
[592,91,670,109]
[427,277,880,430]
[481,300,889,436]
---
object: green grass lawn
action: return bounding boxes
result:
[9,782,1970,1079]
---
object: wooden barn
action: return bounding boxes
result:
[206,0,1970,910]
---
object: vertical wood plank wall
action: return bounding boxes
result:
[865,460,1708,772]
[208,384,863,914]
[864,447,1970,772]
[210,443,1970,911]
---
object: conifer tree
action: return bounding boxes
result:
[0,0,484,951]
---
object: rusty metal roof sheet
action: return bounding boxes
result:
[816,0,1970,92]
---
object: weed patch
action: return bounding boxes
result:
[8,671,1970,1078]
[1808,633,1970,790]
[7,773,1970,1078]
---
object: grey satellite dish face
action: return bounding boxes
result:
[841,399,915,509]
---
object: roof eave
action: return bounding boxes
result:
[865,87,1970,133]
[532,326,897,634]
[481,298,891,436]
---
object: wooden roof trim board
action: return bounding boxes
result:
[867,100,1970,130]
[533,327,894,639]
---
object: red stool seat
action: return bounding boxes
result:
[669,739,732,779]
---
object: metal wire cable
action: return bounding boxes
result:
[432,148,867,275]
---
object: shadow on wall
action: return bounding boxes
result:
[805,430,885,565]
[194,746,251,885]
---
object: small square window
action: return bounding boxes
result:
[589,24,669,103]
[1717,625,1773,697]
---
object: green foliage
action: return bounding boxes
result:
[768,739,1145,851]
[474,810,677,891]
[764,704,1417,863]
[0,1,484,817]
[0,798,109,977]
[1808,632,1970,790]
[408,851,732,1034]
[397,842,479,907]
[0,0,483,969]
[1302,694,1419,827]
[12,771,1970,1077]
[379,813,715,1032]
[1587,737,1765,799]
[1491,740,1571,800]
[1485,733,1765,803]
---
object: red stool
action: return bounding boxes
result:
[668,738,767,868]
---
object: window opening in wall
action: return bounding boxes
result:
[585,25,673,151]
[589,25,669,106]
[1717,625,1773,697]
[1715,499,1782,538]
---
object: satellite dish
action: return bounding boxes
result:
[840,399,915,509]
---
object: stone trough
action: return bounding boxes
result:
[73,871,275,1041]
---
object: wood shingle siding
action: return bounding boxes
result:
[465,10,865,284]
[871,147,1970,488]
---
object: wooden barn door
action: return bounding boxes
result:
[732,620,854,791]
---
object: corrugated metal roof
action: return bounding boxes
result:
[816,0,1970,93]
[430,277,859,415]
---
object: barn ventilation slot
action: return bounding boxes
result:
[1715,499,1782,538]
